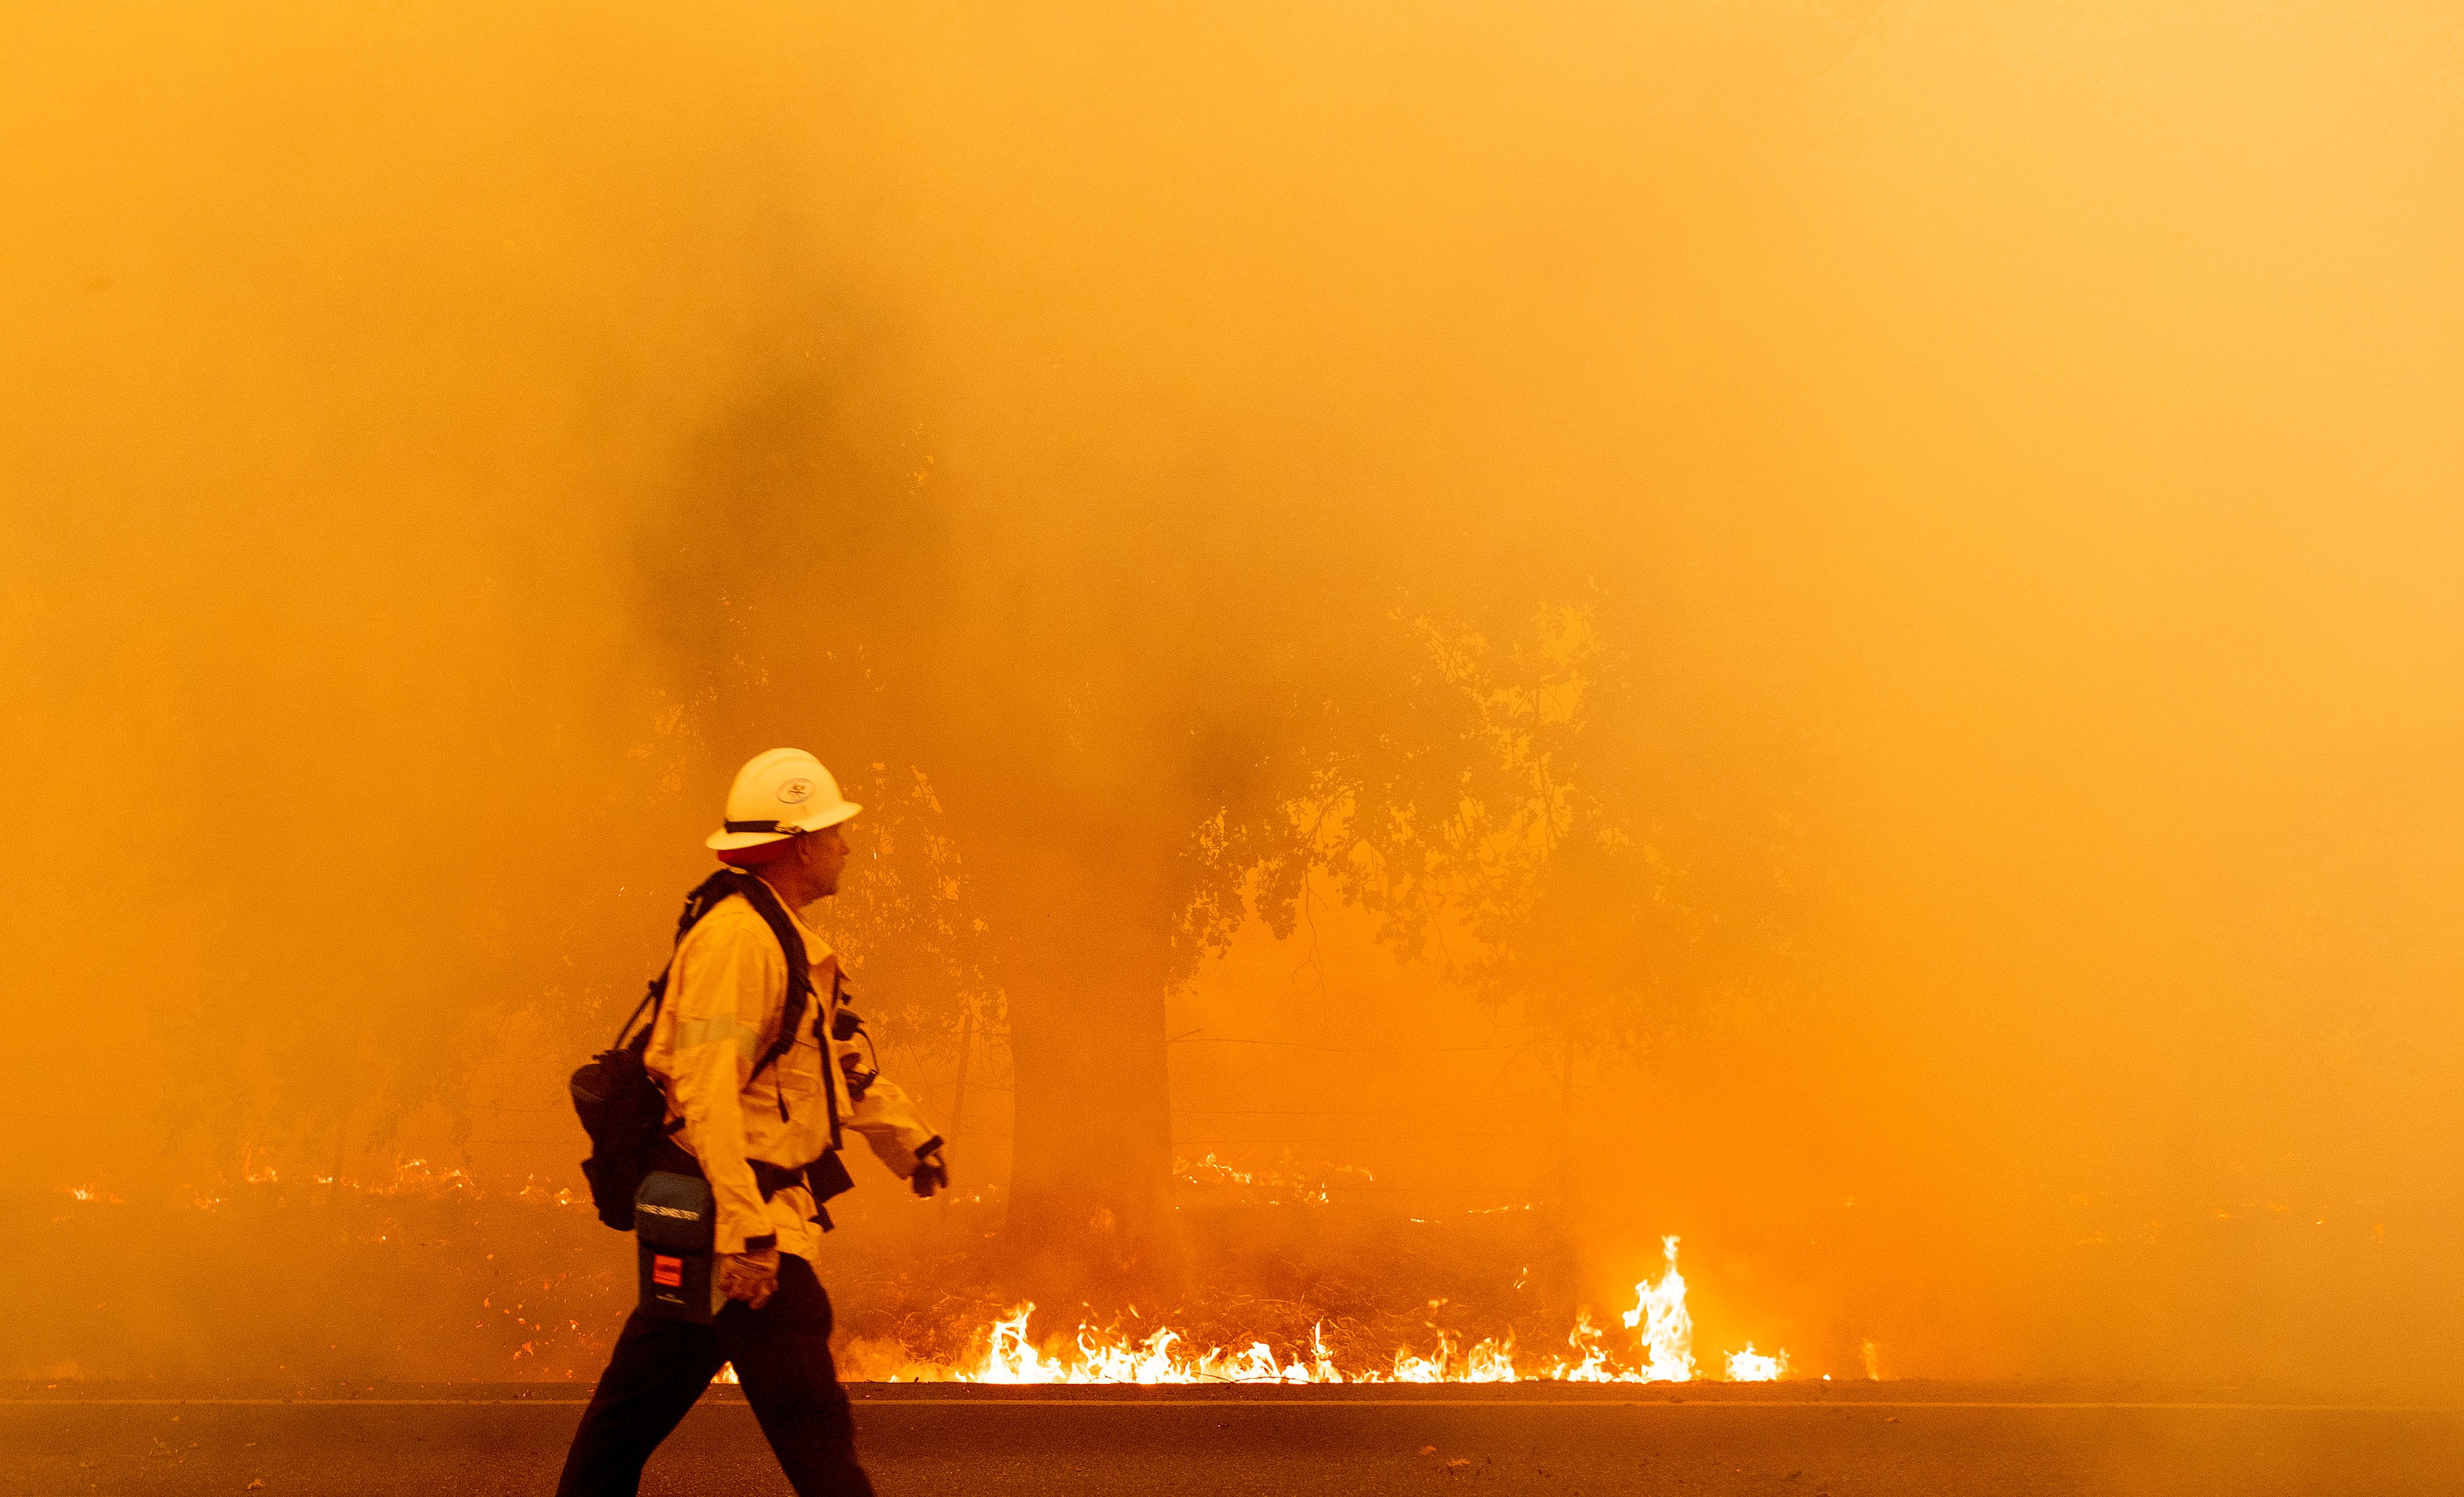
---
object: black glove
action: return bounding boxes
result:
[910,1150,950,1198]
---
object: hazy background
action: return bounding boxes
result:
[4,1,2460,1392]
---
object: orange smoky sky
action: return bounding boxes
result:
[3,2,2459,1392]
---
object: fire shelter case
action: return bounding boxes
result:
[633,1170,721,1323]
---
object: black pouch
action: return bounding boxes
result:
[634,1170,720,1323]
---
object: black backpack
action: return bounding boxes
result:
[570,869,817,1230]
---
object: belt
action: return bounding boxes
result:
[649,1139,855,1228]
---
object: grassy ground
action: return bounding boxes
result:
[5,1176,1580,1385]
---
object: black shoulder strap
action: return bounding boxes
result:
[616,870,813,1061]
[726,873,815,1088]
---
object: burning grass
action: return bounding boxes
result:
[14,1164,1793,1386]
[825,1234,1785,1385]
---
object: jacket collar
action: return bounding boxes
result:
[749,873,834,961]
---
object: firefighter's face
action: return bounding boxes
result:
[801,823,851,896]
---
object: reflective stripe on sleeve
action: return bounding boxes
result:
[674,1011,758,1062]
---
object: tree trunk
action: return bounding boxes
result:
[984,857,1177,1299]
[946,1004,975,1142]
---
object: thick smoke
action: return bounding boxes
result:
[4,2,2458,1392]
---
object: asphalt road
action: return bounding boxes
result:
[7,1383,2458,1497]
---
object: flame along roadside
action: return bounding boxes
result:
[717,1235,1789,1386]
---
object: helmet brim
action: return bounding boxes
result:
[704,798,863,851]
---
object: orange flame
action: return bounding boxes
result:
[1620,1235,1694,1381]
[827,1236,1785,1385]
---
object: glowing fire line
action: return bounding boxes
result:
[718,1234,1787,1386]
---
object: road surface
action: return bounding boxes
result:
[7,1382,2457,1496]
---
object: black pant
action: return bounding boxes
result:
[556,1254,874,1497]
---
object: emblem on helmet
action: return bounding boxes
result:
[778,778,816,804]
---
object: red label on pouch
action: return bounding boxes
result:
[653,1255,682,1288]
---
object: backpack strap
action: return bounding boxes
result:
[620,868,821,1120]
[618,869,797,1042]
[726,874,817,1114]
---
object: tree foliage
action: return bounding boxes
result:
[1191,604,1799,1059]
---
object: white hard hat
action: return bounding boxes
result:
[705,747,863,851]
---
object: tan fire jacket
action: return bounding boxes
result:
[641,881,942,1259]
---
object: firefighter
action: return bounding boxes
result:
[557,748,948,1497]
